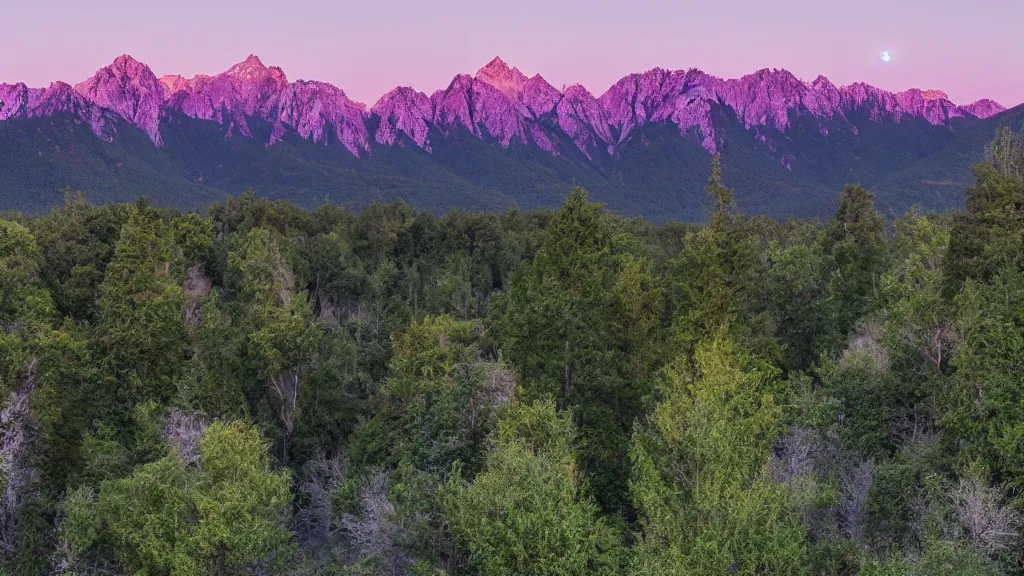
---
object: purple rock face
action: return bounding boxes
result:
[475,56,528,101]
[596,67,996,157]
[558,84,614,158]
[277,81,369,155]
[963,99,1007,119]
[164,55,287,140]
[430,70,536,148]
[713,69,808,131]
[73,55,166,145]
[160,55,374,155]
[600,68,718,152]
[522,75,561,119]
[372,87,434,150]
[1,82,115,140]
[432,75,480,138]
[1,54,1010,165]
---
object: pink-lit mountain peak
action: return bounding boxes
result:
[72,54,161,97]
[475,56,528,100]
[963,99,1006,119]
[72,54,165,144]
[226,54,288,85]
[810,75,835,88]
[3,54,1011,164]
[159,74,189,94]
[920,89,949,101]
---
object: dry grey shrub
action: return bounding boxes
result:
[770,427,839,539]
[345,303,369,325]
[770,427,817,486]
[953,473,1021,556]
[183,263,212,329]
[0,357,39,556]
[162,409,208,467]
[481,363,516,408]
[469,362,516,430]
[270,367,301,436]
[842,319,889,372]
[315,295,345,326]
[901,320,959,370]
[840,459,875,543]
[296,454,345,544]
[341,471,408,574]
[273,249,296,307]
[892,413,937,451]
[316,296,370,327]
[50,502,73,575]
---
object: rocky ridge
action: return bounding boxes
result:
[0,54,1010,164]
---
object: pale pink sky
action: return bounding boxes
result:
[3,0,1022,107]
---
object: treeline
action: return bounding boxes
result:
[1,129,1024,575]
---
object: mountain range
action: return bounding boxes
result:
[1,54,1021,220]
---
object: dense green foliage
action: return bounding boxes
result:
[2,129,1024,575]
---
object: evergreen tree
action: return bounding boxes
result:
[96,205,188,406]
[489,187,662,513]
[672,155,766,358]
[945,128,1024,295]
[445,401,623,576]
[229,227,320,459]
[630,335,807,575]
[61,421,291,575]
[818,184,887,354]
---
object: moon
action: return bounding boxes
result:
[881,51,891,64]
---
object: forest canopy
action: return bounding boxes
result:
[2,128,1024,575]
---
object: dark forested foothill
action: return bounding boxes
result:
[2,130,1024,576]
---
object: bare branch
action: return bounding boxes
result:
[183,263,212,330]
[0,357,39,556]
[840,459,875,543]
[162,409,207,467]
[477,362,516,410]
[953,473,1022,555]
[842,320,889,372]
[296,454,345,544]
[341,472,408,574]
[269,367,300,436]
[769,427,817,486]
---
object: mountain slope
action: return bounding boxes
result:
[872,104,1024,215]
[0,55,1016,220]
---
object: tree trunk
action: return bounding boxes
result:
[562,340,573,399]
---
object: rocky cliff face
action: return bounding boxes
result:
[0,81,116,140]
[3,54,1011,166]
[72,55,166,144]
[962,98,1007,119]
[162,55,370,155]
[372,86,434,150]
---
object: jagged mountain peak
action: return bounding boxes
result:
[476,56,528,100]
[372,86,434,149]
[74,54,159,89]
[225,54,288,85]
[228,54,265,75]
[963,98,1006,119]
[3,54,1013,167]
[109,54,147,70]
[921,89,949,101]
[809,74,837,91]
[159,74,188,94]
[563,83,595,98]
[72,54,165,144]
